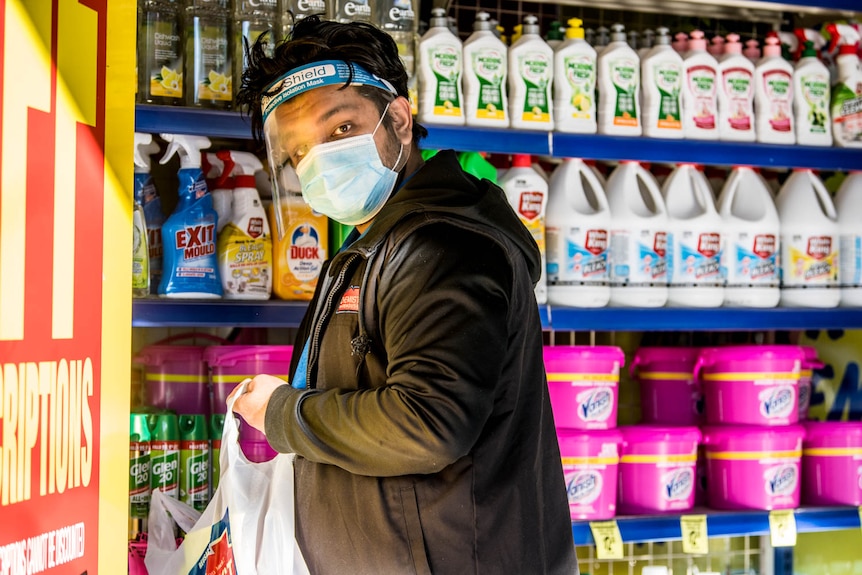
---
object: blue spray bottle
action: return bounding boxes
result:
[158,134,222,298]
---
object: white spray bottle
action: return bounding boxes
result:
[553,17,597,134]
[133,133,160,298]
[827,24,862,148]
[793,35,832,147]
[508,15,554,130]
[217,151,272,300]
[642,27,684,138]
[597,23,642,136]
[203,150,234,232]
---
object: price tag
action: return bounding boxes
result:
[589,521,624,560]
[680,515,709,555]
[769,510,797,547]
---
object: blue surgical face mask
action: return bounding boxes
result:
[295,104,404,226]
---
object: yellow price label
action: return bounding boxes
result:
[589,521,624,560]
[769,510,797,547]
[680,515,709,555]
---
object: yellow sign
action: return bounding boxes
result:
[769,510,798,547]
[589,521,624,559]
[680,515,709,555]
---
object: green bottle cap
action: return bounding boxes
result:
[210,413,226,440]
[179,414,209,441]
[149,412,180,442]
[130,413,152,443]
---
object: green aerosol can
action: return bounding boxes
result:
[149,412,180,499]
[179,414,210,511]
[209,413,225,491]
[129,413,152,539]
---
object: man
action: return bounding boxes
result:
[230,16,578,575]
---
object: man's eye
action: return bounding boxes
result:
[332,124,351,136]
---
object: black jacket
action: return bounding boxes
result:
[265,150,578,575]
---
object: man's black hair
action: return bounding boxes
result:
[236,16,428,145]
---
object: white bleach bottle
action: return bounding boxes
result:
[546,158,610,307]
[755,32,795,144]
[417,7,464,125]
[597,23,641,136]
[553,17,597,134]
[463,11,509,128]
[836,172,862,306]
[661,164,724,307]
[642,27,684,139]
[682,30,719,140]
[717,33,756,142]
[606,161,668,307]
[776,169,839,308]
[508,15,554,130]
[500,154,549,304]
[717,167,780,307]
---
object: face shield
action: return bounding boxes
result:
[261,60,399,238]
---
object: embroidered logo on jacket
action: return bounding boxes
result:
[337,286,360,314]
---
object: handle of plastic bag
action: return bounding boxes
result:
[221,378,253,475]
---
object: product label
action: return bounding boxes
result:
[831,82,862,143]
[132,211,149,291]
[609,229,667,287]
[577,387,614,423]
[144,200,164,293]
[513,189,545,256]
[764,463,798,497]
[662,467,694,502]
[129,447,150,519]
[471,48,506,120]
[518,51,552,122]
[782,234,838,288]
[380,0,415,31]
[180,443,210,511]
[143,13,183,99]
[430,45,462,117]
[763,69,793,133]
[610,58,639,127]
[653,62,682,129]
[191,17,233,103]
[563,55,596,120]
[722,67,754,131]
[799,73,830,135]
[285,222,326,283]
[839,234,862,287]
[190,510,237,575]
[239,22,276,76]
[565,470,603,506]
[217,224,273,298]
[288,0,326,19]
[150,444,180,498]
[335,0,372,22]
[726,232,779,288]
[686,64,717,130]
[759,385,795,419]
[546,227,609,287]
[667,230,722,287]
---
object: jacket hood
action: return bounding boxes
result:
[350,149,542,284]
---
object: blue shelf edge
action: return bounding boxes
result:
[134,106,862,171]
[571,506,861,546]
[132,298,308,328]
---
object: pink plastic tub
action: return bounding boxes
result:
[802,421,862,506]
[702,425,805,510]
[134,345,209,415]
[798,347,823,421]
[544,346,624,430]
[631,347,702,425]
[695,345,803,426]
[617,426,701,515]
[557,429,623,520]
[204,345,294,415]
[236,417,278,463]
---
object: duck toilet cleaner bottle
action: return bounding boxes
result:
[133,133,160,298]
[158,134,222,298]
[418,7,464,125]
[501,154,548,304]
[463,11,508,128]
[216,151,272,299]
[777,169,840,308]
[717,33,756,142]
[546,158,610,307]
[179,414,210,512]
[717,166,781,307]
[682,30,720,140]
[606,161,668,307]
[661,164,724,307]
[755,32,795,144]
[641,27,684,139]
[508,15,554,130]
[597,23,641,135]
[553,17,598,134]
[836,172,862,306]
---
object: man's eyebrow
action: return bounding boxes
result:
[319,102,362,123]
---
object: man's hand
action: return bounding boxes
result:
[227,374,290,434]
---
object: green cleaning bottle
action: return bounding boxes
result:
[209,413,225,491]
[149,412,180,499]
[129,413,152,540]
[179,414,210,511]
[185,0,232,109]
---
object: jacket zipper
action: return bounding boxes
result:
[306,252,360,389]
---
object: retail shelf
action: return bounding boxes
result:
[546,306,862,332]
[132,298,308,328]
[571,506,861,546]
[134,105,862,171]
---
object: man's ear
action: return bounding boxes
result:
[389,96,414,146]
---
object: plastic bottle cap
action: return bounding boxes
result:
[512,154,532,168]
[724,33,742,54]
[672,31,689,52]
[522,15,539,36]
[430,7,447,27]
[688,30,707,51]
[473,11,493,31]
[566,17,584,40]
[801,40,818,59]
[708,35,725,56]
[546,20,564,41]
[610,23,626,43]
[763,34,781,57]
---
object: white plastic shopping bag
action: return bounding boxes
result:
[145,380,309,574]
